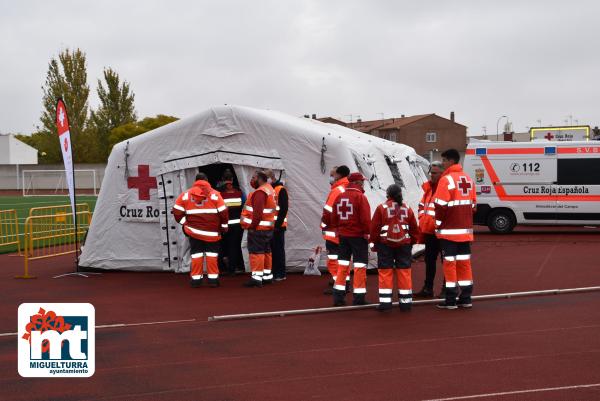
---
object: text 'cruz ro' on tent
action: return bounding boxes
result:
[79,105,429,272]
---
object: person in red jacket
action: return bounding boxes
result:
[414,161,444,298]
[330,172,371,306]
[172,173,228,288]
[321,165,350,294]
[218,170,245,276]
[370,184,420,311]
[434,149,477,309]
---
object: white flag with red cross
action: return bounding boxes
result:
[56,99,76,222]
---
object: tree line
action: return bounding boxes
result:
[16,48,177,164]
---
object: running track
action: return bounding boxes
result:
[1,227,599,400]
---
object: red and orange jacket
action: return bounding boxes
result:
[329,183,371,238]
[418,180,437,235]
[172,180,228,242]
[321,177,349,243]
[433,164,477,242]
[241,183,277,231]
[370,200,419,248]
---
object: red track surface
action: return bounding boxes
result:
[1,227,600,401]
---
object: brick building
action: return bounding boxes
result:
[318,113,467,162]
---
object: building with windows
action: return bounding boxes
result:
[318,112,467,162]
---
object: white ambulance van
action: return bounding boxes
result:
[463,140,600,233]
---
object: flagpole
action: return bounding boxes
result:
[52,98,99,279]
[72,155,79,273]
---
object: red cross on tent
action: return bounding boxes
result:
[458,176,472,196]
[544,132,554,140]
[128,165,157,201]
[337,198,354,220]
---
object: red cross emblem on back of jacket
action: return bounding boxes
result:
[337,198,353,220]
[458,176,472,196]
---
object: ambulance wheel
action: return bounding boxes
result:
[487,209,516,234]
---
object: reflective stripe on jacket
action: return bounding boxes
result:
[172,180,228,242]
[434,164,477,242]
[241,183,277,231]
[370,200,419,247]
[321,177,349,244]
[418,180,437,235]
[221,189,243,226]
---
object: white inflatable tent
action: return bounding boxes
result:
[80,106,428,272]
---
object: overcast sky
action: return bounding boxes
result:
[2,0,599,136]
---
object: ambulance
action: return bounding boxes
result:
[463,140,600,233]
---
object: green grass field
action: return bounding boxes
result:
[0,195,97,254]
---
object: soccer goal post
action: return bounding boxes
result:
[22,169,99,197]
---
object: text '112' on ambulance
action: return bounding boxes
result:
[463,140,600,233]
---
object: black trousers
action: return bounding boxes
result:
[423,233,442,290]
[338,236,369,265]
[270,229,286,279]
[247,230,273,254]
[377,243,412,268]
[219,224,245,274]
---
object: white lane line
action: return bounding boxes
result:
[421,383,600,401]
[0,318,196,337]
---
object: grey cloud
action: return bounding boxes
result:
[1,0,599,135]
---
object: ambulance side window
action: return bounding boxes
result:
[557,158,600,185]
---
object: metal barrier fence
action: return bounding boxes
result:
[0,209,21,254]
[29,203,90,218]
[17,211,92,279]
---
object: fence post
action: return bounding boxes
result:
[15,216,36,279]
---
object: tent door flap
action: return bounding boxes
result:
[158,171,187,272]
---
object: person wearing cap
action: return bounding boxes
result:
[172,172,229,288]
[329,172,372,306]
[265,169,289,281]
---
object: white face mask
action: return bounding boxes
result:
[329,176,335,184]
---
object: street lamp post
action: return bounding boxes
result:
[496,115,507,141]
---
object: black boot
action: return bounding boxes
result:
[414,286,434,298]
[352,293,368,306]
[458,284,473,308]
[243,278,262,288]
[208,278,220,288]
[333,289,346,307]
[437,286,457,309]
[190,278,203,288]
[376,303,392,312]
[399,302,412,312]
